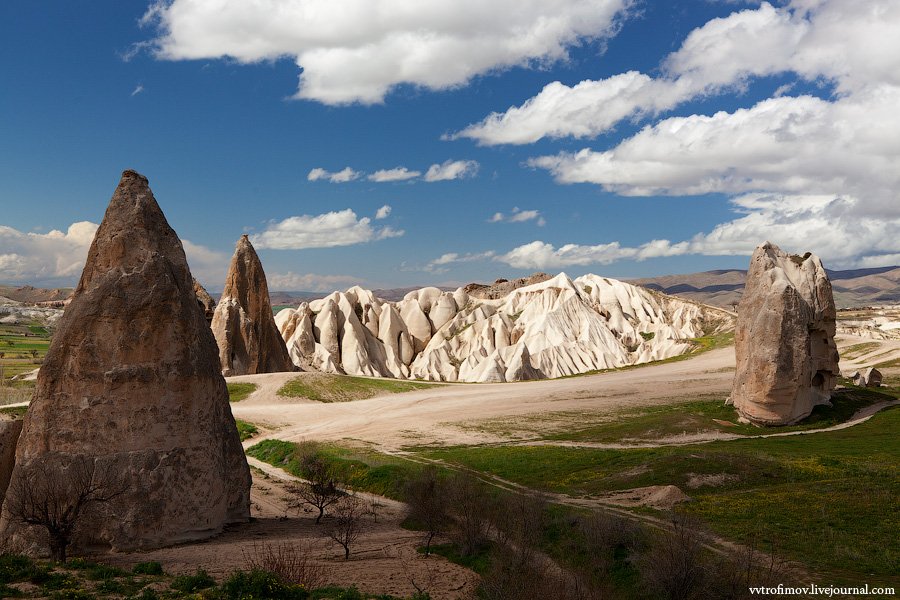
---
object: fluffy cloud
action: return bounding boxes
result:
[307,167,362,183]
[266,271,364,292]
[424,250,496,274]
[374,205,392,219]
[0,221,228,287]
[529,87,900,210]
[368,167,420,182]
[424,160,479,182]
[494,194,900,270]
[250,208,404,250]
[455,0,900,144]
[489,208,546,226]
[143,0,631,105]
[0,222,98,284]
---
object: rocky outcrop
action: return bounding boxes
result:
[276,272,733,383]
[193,278,216,324]
[851,367,882,388]
[210,235,293,376]
[0,420,22,504]
[0,170,251,553]
[729,242,839,426]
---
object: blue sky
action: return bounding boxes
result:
[2,1,898,291]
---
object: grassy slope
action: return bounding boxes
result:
[247,439,420,500]
[544,384,890,442]
[422,403,900,578]
[277,375,438,403]
[226,382,257,402]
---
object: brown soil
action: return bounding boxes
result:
[103,467,478,599]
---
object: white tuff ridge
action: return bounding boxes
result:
[275,272,732,383]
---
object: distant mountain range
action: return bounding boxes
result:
[6,265,899,311]
[630,266,900,309]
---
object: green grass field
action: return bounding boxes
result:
[277,374,439,403]
[0,323,51,381]
[235,419,259,441]
[226,382,257,402]
[422,403,900,579]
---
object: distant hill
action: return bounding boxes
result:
[0,284,72,305]
[630,266,900,309]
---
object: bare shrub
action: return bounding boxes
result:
[635,513,709,600]
[708,535,789,599]
[404,466,450,556]
[490,492,546,564]
[5,454,127,562]
[446,472,492,557]
[326,494,368,560]
[242,541,330,589]
[479,546,603,600]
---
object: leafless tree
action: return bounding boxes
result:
[288,452,343,524]
[4,454,126,563]
[326,494,367,560]
[404,466,450,556]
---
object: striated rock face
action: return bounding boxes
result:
[0,420,22,504]
[276,273,733,382]
[729,242,839,426]
[193,278,216,324]
[0,170,251,552]
[211,235,293,376]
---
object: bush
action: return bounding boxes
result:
[218,569,309,599]
[133,561,164,575]
[242,542,329,589]
[170,568,215,592]
[0,554,36,584]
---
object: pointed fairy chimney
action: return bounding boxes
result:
[211,234,294,376]
[0,170,251,552]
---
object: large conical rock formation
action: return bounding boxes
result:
[728,242,839,426]
[0,170,251,552]
[211,235,293,376]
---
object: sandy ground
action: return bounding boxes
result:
[105,464,479,599]
[230,347,738,451]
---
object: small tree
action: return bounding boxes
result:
[326,494,367,560]
[29,349,39,359]
[288,452,343,524]
[404,466,449,556]
[5,454,126,562]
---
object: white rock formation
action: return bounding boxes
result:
[276,272,732,383]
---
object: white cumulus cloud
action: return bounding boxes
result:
[0,221,228,287]
[267,271,364,292]
[250,209,404,250]
[424,160,479,182]
[489,208,546,226]
[374,205,392,219]
[494,194,900,270]
[307,167,362,183]
[368,167,420,182]
[455,0,900,144]
[143,0,632,105]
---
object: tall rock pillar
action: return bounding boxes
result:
[0,170,251,552]
[729,242,839,426]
